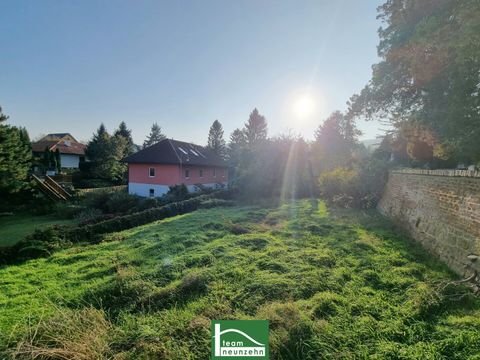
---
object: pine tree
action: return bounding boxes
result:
[85,123,128,182]
[229,128,247,148]
[114,121,135,156]
[244,108,267,146]
[207,120,226,158]
[143,122,166,148]
[0,106,32,194]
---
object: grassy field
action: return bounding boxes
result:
[0,200,479,359]
[0,213,75,247]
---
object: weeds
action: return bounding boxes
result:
[1,201,479,359]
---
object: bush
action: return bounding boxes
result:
[11,226,71,260]
[164,184,189,201]
[319,167,359,208]
[104,191,141,214]
[318,158,389,209]
[81,190,113,213]
[70,192,233,242]
[2,190,234,264]
[53,203,84,219]
[75,208,104,225]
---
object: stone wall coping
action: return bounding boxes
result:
[391,168,480,178]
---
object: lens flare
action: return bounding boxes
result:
[293,94,315,119]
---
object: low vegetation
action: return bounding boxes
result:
[0,213,75,248]
[1,190,233,264]
[1,200,479,359]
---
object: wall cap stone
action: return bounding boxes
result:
[391,168,480,178]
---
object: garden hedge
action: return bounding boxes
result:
[1,190,234,264]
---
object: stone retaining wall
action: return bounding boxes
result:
[378,169,480,275]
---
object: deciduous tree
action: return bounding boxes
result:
[348,0,480,164]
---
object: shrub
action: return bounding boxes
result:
[318,158,389,209]
[75,208,104,225]
[53,203,84,219]
[165,184,189,201]
[14,226,71,260]
[319,167,359,208]
[81,190,112,213]
[71,193,232,242]
[104,191,141,214]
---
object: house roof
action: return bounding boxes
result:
[49,133,73,139]
[124,139,227,167]
[39,133,79,142]
[32,134,86,156]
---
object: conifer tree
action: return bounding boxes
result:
[0,106,32,194]
[207,120,226,158]
[143,122,166,148]
[114,121,135,155]
[244,108,267,146]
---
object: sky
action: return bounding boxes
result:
[0,0,383,145]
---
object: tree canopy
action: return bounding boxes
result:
[313,111,361,173]
[0,106,32,195]
[207,120,226,158]
[85,124,127,182]
[244,108,268,146]
[348,0,480,164]
[114,121,135,156]
[143,122,166,149]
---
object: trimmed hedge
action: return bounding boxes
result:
[70,195,210,241]
[0,190,234,264]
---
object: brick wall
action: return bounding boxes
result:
[378,169,480,275]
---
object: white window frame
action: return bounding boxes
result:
[149,167,155,177]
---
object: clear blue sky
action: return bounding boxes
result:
[0,0,383,145]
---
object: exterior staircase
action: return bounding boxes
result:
[32,174,72,201]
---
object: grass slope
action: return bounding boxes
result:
[0,213,75,247]
[0,200,479,359]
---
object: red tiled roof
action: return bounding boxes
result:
[32,139,86,155]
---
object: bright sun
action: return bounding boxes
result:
[293,94,315,119]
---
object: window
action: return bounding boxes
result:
[213,168,216,177]
[222,168,226,178]
[178,147,188,155]
[149,188,155,197]
[185,169,190,179]
[199,169,203,178]
[149,167,155,177]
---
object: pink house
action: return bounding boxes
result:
[124,139,228,197]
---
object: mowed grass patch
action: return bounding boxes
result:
[1,201,480,359]
[0,213,75,247]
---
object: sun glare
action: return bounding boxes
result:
[293,94,315,119]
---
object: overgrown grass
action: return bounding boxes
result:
[1,200,479,359]
[0,213,75,247]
